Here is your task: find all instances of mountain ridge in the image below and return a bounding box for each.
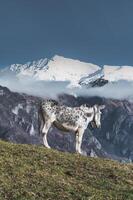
[1,55,133,89]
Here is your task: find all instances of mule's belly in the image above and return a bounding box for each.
[62,122,78,132]
[54,120,78,132]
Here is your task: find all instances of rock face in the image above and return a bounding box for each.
[89,78,108,87]
[0,85,42,144]
[0,85,133,162]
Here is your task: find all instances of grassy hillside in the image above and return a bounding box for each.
[0,141,133,200]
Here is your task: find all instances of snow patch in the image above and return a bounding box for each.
[90,149,98,157]
[12,104,23,115]
[30,124,35,136]
[26,104,31,113]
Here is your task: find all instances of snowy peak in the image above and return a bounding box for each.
[9,58,48,76]
[35,55,100,86]
[2,55,101,87]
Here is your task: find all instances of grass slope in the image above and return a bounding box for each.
[0,140,133,200]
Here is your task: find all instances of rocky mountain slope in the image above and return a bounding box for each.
[0,140,133,200]
[0,85,42,144]
[0,85,133,162]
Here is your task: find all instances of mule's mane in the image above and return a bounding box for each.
[42,99,59,106]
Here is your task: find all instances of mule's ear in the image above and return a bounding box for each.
[99,105,105,110]
[94,104,98,108]
[80,104,86,108]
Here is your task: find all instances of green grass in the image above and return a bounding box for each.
[0,140,133,200]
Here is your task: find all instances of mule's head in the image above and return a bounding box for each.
[91,105,105,128]
[80,104,91,113]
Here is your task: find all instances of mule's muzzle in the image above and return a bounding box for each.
[91,121,96,128]
[91,121,101,129]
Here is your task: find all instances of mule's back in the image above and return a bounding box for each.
[55,105,88,128]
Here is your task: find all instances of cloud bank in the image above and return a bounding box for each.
[0,73,133,100]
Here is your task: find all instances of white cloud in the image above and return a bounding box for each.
[76,81,133,100]
[0,72,133,101]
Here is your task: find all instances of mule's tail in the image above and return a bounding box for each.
[38,104,45,136]
[38,99,58,135]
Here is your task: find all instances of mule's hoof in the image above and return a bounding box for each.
[76,150,87,156]
[44,144,51,149]
[76,151,82,155]
[46,146,51,149]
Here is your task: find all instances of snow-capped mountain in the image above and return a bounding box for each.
[1,55,100,87]
[1,55,133,90]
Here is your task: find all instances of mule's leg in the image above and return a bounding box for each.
[75,128,84,154]
[38,111,44,135]
[42,120,52,148]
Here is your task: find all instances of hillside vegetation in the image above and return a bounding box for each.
[0,140,133,200]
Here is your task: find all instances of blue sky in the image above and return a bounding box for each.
[0,0,133,67]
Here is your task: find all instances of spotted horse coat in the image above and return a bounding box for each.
[38,99,105,154]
